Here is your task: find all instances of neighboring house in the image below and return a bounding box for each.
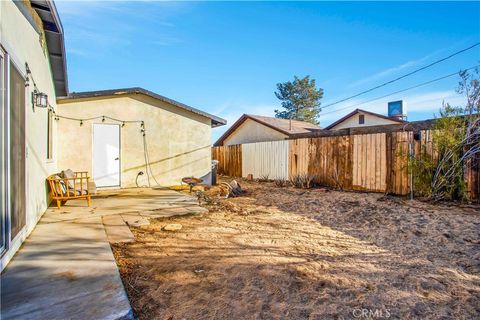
[214,114,321,146]
[1,0,68,269]
[57,88,226,188]
[325,108,406,130]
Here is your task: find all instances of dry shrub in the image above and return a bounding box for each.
[410,69,479,201]
[258,174,270,182]
[290,174,316,189]
[274,178,289,187]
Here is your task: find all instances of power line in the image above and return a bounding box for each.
[322,42,480,109]
[320,64,480,117]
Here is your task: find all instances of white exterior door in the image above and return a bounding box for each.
[93,124,120,187]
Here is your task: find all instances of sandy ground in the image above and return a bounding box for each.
[112,178,480,320]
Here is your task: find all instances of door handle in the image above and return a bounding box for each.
[115,157,119,160]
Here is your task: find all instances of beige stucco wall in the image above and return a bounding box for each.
[330,112,399,130]
[57,95,213,188]
[1,1,59,269]
[224,119,288,146]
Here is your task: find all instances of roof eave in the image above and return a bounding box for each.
[58,87,226,128]
[31,0,69,97]
[213,114,249,146]
[325,108,405,130]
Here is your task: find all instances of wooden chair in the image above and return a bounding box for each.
[47,171,92,209]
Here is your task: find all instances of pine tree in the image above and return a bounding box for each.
[274,75,323,125]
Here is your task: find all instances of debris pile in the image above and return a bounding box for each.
[204,180,246,198]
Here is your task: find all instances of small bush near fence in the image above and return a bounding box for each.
[290,174,316,189]
[258,174,270,182]
[274,178,289,187]
[409,70,479,201]
[410,106,472,201]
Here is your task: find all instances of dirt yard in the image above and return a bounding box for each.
[112,178,480,320]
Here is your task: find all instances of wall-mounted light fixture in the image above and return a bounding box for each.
[32,90,48,109]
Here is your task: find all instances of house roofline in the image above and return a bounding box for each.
[213,114,311,146]
[291,118,435,139]
[57,87,227,128]
[324,108,406,130]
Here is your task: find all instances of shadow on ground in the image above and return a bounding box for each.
[113,183,480,319]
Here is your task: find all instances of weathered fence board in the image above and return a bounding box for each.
[352,133,387,192]
[242,140,289,180]
[212,144,242,177]
[387,131,410,195]
[466,156,480,200]
[289,136,353,189]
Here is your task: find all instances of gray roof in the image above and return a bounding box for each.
[58,87,227,127]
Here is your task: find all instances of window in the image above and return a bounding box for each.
[47,108,53,159]
[359,114,365,124]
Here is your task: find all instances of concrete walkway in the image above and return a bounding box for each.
[1,188,207,320]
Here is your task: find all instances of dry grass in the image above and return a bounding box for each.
[113,178,480,320]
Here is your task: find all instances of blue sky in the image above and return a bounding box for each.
[56,1,480,142]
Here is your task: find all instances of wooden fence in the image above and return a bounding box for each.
[212,130,479,200]
[289,135,354,190]
[289,132,407,193]
[466,156,480,200]
[212,144,242,177]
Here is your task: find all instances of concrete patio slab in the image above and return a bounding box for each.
[121,214,150,227]
[103,215,135,244]
[39,188,200,224]
[1,187,207,320]
[0,217,132,320]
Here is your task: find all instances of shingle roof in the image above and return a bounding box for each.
[57,87,227,127]
[214,114,321,146]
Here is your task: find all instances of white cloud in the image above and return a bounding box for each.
[349,59,420,88]
[347,46,451,88]
[55,1,122,19]
[320,89,466,126]
[151,36,183,47]
[57,0,189,59]
[66,48,88,57]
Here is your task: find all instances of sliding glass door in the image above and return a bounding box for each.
[9,61,26,240]
[0,49,27,256]
[0,50,5,254]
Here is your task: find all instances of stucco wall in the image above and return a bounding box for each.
[224,119,288,146]
[1,1,58,269]
[330,112,399,130]
[57,95,213,187]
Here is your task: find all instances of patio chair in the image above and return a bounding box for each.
[47,169,94,209]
